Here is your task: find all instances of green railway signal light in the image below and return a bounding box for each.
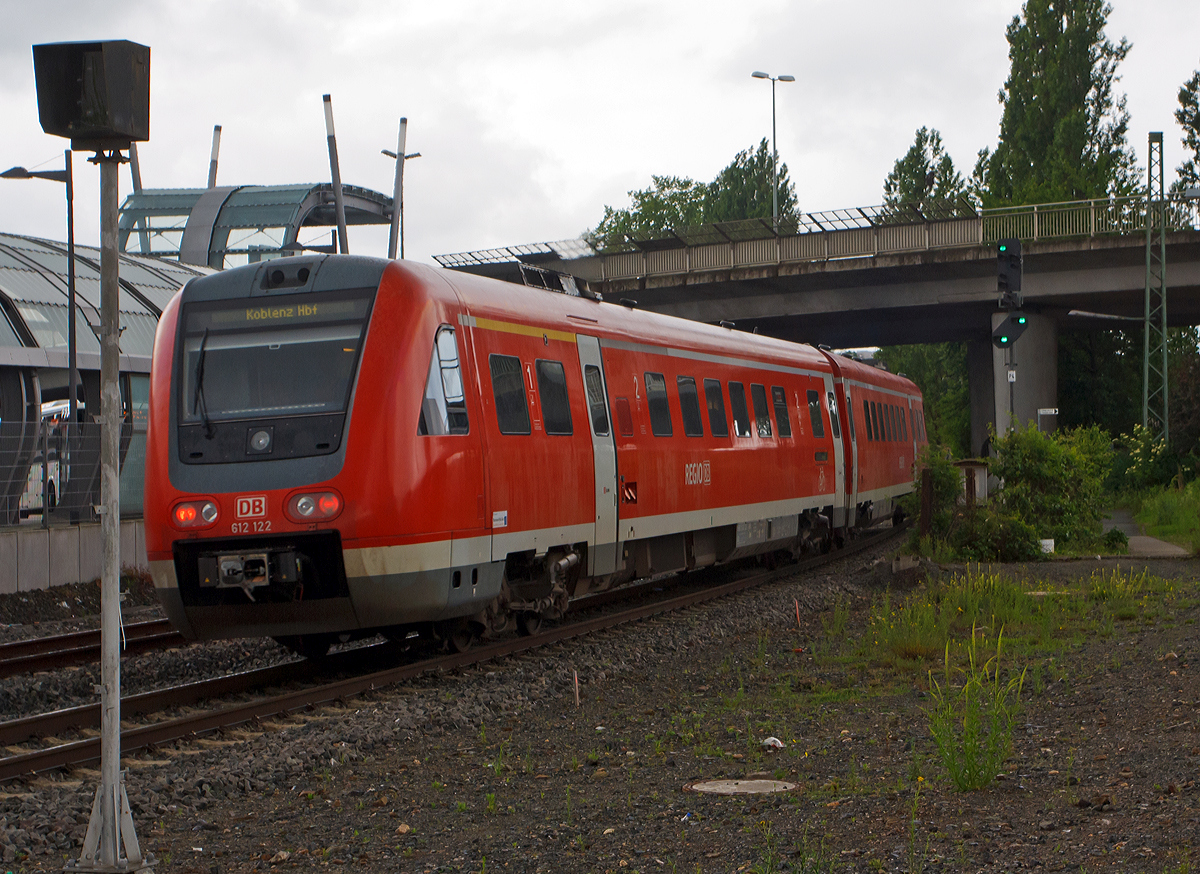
[992,311,1028,348]
[997,238,1022,308]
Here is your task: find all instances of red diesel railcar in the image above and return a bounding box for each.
[144,255,926,653]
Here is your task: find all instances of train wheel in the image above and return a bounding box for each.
[438,619,476,654]
[516,611,542,637]
[274,634,331,660]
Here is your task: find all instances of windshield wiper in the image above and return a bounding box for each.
[192,328,215,439]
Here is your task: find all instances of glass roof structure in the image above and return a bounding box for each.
[0,232,206,367]
[118,183,393,270]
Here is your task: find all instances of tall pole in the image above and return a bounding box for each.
[207,124,222,188]
[388,118,407,260]
[65,149,78,424]
[126,144,150,254]
[323,94,350,255]
[1144,131,1168,444]
[101,150,123,867]
[770,76,778,225]
[71,148,152,873]
[752,71,794,227]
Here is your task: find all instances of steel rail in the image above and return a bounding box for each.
[0,525,902,782]
[0,619,185,678]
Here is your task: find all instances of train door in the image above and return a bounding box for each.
[843,383,860,526]
[576,335,619,576]
[822,373,847,527]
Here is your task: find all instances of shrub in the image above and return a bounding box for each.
[901,444,963,547]
[990,424,1109,545]
[1111,424,1173,491]
[1101,527,1129,553]
[947,506,1042,562]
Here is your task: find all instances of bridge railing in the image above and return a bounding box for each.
[981,195,1194,243]
[434,194,1200,281]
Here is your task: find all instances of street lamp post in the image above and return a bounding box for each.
[751,71,795,225]
[382,117,421,260]
[2,151,80,423]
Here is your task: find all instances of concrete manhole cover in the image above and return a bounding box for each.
[684,779,798,795]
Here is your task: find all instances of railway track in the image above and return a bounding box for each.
[0,618,186,679]
[0,524,904,782]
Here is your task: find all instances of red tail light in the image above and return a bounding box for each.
[285,491,343,522]
[173,500,218,529]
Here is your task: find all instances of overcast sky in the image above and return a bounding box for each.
[1,0,1197,265]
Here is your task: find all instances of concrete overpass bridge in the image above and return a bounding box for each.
[437,196,1200,455]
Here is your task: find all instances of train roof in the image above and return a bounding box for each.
[409,261,835,375]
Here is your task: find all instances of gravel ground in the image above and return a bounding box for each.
[3,546,1199,873]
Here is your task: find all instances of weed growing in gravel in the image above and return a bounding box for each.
[926,627,1025,791]
[906,779,930,874]
[489,740,508,776]
[748,820,780,874]
[485,792,497,814]
[823,596,850,639]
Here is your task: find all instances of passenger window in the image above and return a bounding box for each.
[750,384,772,437]
[886,405,895,442]
[677,376,704,437]
[806,389,826,439]
[535,359,572,435]
[891,405,899,442]
[418,326,469,435]
[728,382,752,437]
[704,378,729,438]
[489,354,530,435]
[847,394,856,441]
[869,400,879,441]
[826,391,841,439]
[583,365,609,436]
[862,400,872,441]
[615,397,634,436]
[771,386,792,437]
[644,372,673,437]
[902,406,909,441]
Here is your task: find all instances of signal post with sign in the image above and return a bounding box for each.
[967,239,1062,453]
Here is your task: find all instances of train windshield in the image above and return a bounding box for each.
[178,289,374,424]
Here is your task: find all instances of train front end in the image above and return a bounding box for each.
[144,255,388,645]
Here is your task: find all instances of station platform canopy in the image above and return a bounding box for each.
[118,183,393,270]
[0,231,206,366]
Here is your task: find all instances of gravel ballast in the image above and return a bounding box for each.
[3,547,1199,872]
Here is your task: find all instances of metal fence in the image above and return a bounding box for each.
[0,420,141,528]
[435,194,1200,284]
[582,195,1200,282]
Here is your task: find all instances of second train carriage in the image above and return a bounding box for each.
[144,255,926,651]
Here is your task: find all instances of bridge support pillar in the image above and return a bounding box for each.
[990,311,1058,440]
[968,340,994,457]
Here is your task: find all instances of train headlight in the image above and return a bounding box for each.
[173,499,219,529]
[285,490,342,522]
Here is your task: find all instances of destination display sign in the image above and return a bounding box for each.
[186,294,371,333]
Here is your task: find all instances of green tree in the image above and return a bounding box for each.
[587,139,797,248]
[587,175,709,245]
[875,343,971,458]
[1173,63,1200,194]
[1056,328,1141,437]
[703,138,798,224]
[974,0,1139,206]
[882,127,968,214]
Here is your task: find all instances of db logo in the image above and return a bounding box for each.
[235,496,267,519]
